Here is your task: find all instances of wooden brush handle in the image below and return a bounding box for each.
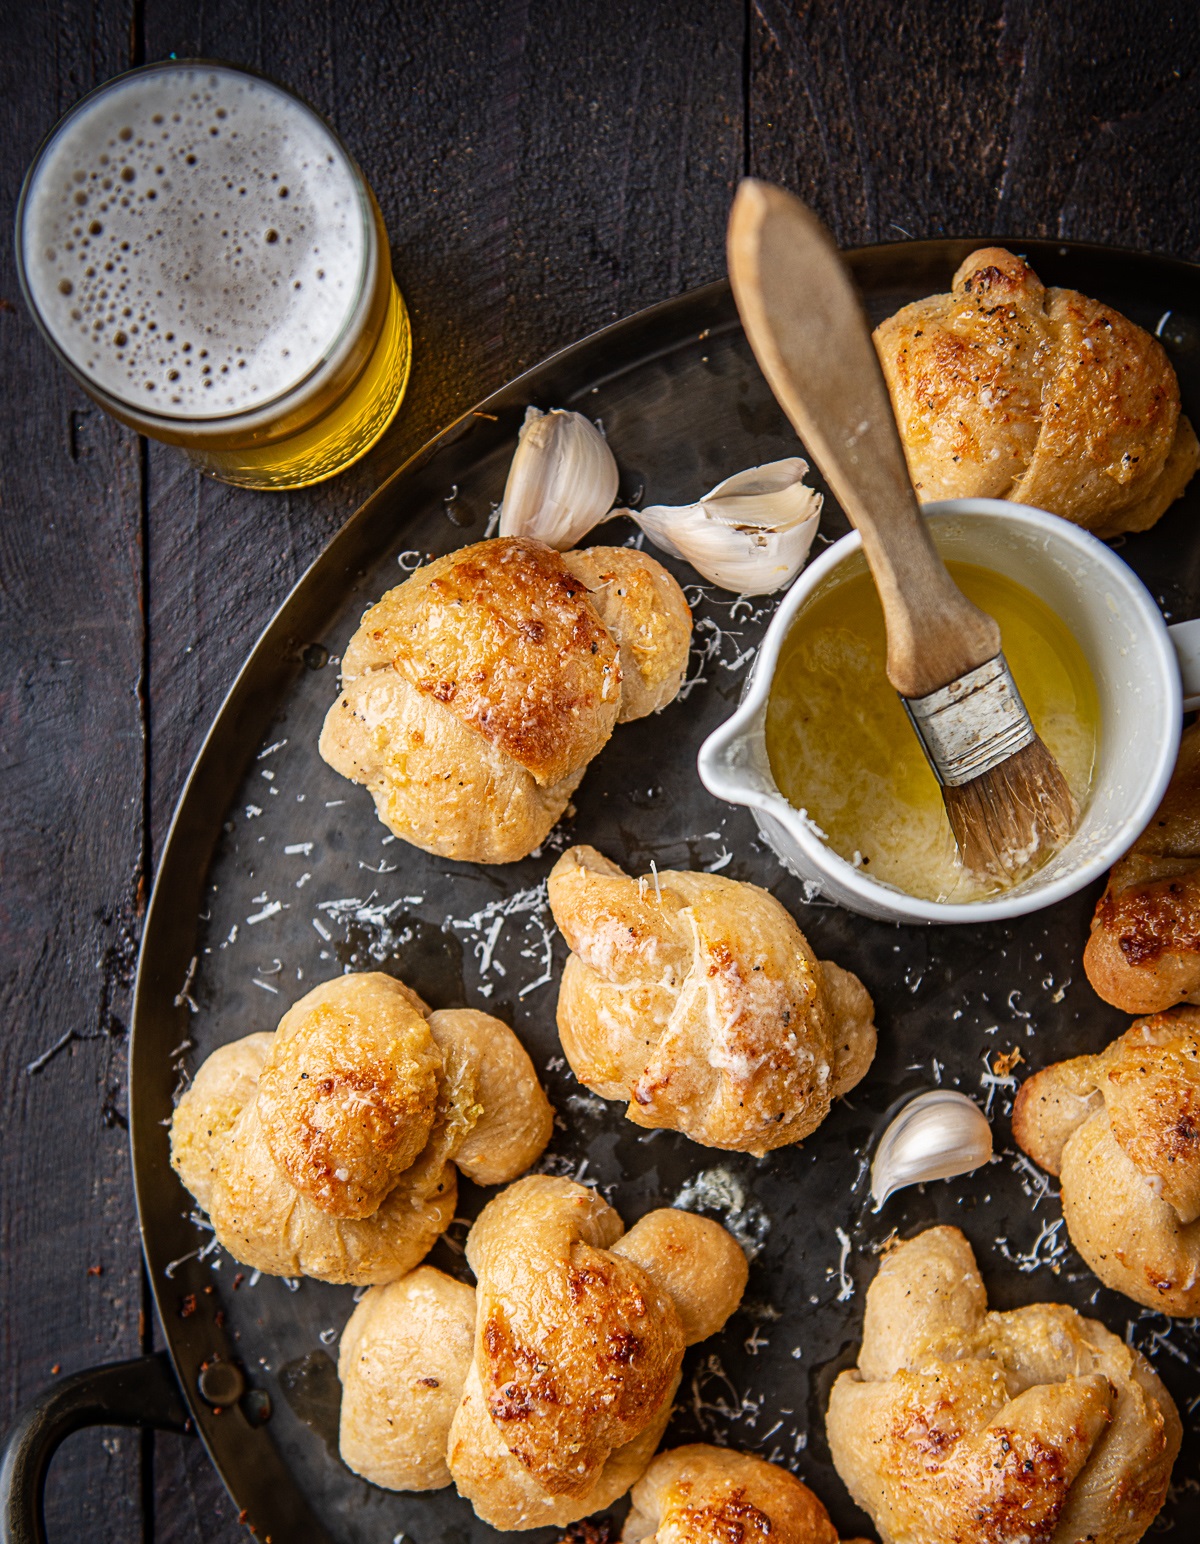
[727,180,1000,698]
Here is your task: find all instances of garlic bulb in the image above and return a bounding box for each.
[870,1090,992,1210]
[498,406,619,548]
[629,458,822,595]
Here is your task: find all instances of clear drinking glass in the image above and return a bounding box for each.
[16,60,411,490]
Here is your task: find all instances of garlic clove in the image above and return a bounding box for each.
[498,406,620,548]
[870,1090,993,1210]
[630,457,822,595]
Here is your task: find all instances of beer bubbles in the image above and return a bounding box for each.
[21,65,366,418]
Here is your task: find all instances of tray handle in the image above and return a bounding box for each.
[1,1354,190,1544]
[1169,617,1200,713]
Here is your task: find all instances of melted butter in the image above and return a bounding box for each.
[765,560,1100,903]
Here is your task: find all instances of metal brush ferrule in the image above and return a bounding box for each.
[901,655,1036,788]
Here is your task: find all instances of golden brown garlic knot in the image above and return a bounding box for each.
[624,1445,869,1544]
[1014,1007,1200,1314]
[170,972,551,1285]
[319,538,692,864]
[337,1175,748,1531]
[826,1227,1180,1544]
[1085,721,1200,1014]
[875,247,1198,536]
[547,845,876,1154]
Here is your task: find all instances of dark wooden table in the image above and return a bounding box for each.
[2,2,1198,1537]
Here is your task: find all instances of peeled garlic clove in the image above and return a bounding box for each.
[870,1090,992,1210]
[630,457,822,595]
[498,406,620,548]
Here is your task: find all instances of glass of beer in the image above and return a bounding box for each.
[16,61,411,490]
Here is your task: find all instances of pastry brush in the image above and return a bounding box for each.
[727,180,1076,885]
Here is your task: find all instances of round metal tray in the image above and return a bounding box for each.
[131,240,1200,1542]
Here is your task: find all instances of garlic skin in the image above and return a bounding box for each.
[497,406,619,548]
[629,458,822,595]
[870,1090,992,1210]
[495,408,823,595]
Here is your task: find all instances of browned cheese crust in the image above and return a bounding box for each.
[257,973,442,1218]
[547,844,876,1154]
[1013,1007,1200,1314]
[318,538,691,864]
[874,247,1199,537]
[827,1227,1181,1544]
[169,972,551,1284]
[370,537,621,786]
[624,1445,861,1544]
[1085,720,1200,1013]
[445,1174,747,1530]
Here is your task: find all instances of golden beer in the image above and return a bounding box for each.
[17,62,410,489]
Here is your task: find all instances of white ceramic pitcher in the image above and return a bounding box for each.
[698,498,1200,924]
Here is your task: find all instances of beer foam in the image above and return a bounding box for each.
[21,64,368,419]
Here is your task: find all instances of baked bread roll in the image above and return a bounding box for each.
[1013,1008,1200,1314]
[170,973,552,1284]
[827,1226,1180,1544]
[319,538,692,864]
[339,1265,476,1490]
[624,1445,868,1544]
[448,1176,747,1530]
[1085,720,1200,1013]
[336,1176,747,1529]
[547,845,876,1154]
[875,247,1199,536]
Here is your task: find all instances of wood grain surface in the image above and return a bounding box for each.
[0,1,1197,1538]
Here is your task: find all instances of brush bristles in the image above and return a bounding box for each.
[942,735,1078,885]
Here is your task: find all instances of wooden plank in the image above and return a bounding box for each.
[0,3,146,1539]
[749,0,1200,256]
[151,1429,243,1544]
[136,0,742,1534]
